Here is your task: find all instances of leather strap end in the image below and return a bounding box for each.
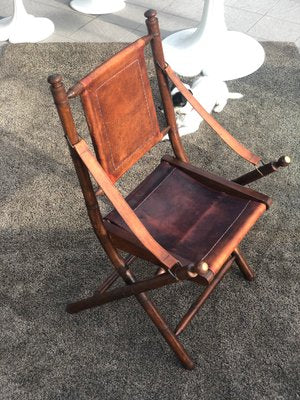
[164,65,262,166]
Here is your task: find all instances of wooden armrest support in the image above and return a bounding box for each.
[233,155,291,186]
[162,155,272,209]
[164,64,261,166]
[74,139,180,270]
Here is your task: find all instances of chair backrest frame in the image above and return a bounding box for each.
[65,13,188,182]
[76,36,162,183]
[48,11,188,271]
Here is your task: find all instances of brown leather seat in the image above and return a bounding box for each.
[105,159,266,275]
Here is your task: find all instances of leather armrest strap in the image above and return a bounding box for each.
[164,64,261,166]
[74,139,179,270]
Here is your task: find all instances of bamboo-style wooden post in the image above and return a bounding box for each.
[145,9,188,163]
[233,156,291,186]
[233,248,255,281]
[48,74,125,269]
[65,263,211,314]
[175,256,235,336]
[48,75,80,146]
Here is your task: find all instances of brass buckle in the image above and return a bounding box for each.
[167,268,177,280]
[255,159,266,177]
[167,263,180,281]
[155,60,168,72]
[255,165,264,177]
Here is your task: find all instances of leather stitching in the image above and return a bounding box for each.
[93,59,158,172]
[201,201,251,260]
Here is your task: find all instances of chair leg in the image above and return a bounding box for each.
[66,265,195,312]
[233,247,255,281]
[94,255,137,294]
[95,270,120,294]
[175,256,235,336]
[111,266,195,370]
[136,290,195,369]
[66,271,180,313]
[67,262,194,369]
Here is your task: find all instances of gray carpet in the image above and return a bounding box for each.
[0,41,299,400]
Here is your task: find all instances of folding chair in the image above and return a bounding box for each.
[48,9,290,369]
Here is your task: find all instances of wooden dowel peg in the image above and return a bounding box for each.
[233,155,291,186]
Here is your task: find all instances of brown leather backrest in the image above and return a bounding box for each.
[78,36,162,183]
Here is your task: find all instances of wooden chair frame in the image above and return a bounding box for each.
[48,10,290,369]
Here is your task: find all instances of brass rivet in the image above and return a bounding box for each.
[199,262,209,273]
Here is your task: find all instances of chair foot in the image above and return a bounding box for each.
[66,270,122,313]
[233,248,255,281]
[66,297,96,314]
[66,264,195,368]
[66,288,195,368]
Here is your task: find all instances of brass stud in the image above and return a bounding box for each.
[199,261,209,273]
[188,261,210,277]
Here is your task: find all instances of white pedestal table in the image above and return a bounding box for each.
[0,0,54,44]
[70,0,125,15]
[163,0,265,80]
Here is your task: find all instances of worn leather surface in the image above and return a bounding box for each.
[79,37,162,183]
[74,139,179,270]
[106,161,266,274]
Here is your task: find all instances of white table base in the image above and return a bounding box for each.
[70,0,126,15]
[163,0,265,80]
[0,0,54,44]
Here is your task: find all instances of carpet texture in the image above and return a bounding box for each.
[0,41,299,400]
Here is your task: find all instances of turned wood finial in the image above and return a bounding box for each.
[276,155,291,167]
[48,74,63,87]
[67,82,84,99]
[144,9,157,19]
[47,73,80,145]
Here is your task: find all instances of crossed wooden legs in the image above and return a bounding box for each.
[174,248,254,337]
[67,255,195,369]
[66,247,254,369]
